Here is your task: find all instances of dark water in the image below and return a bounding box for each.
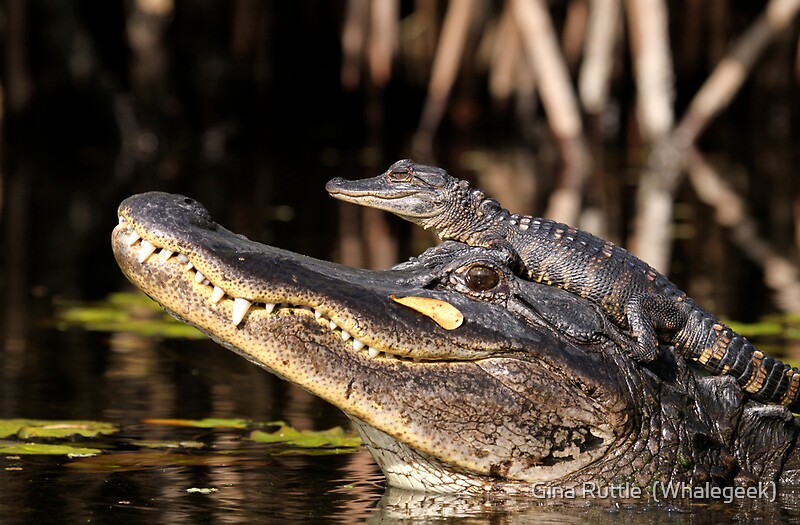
[2,2,799,522]
[3,318,800,524]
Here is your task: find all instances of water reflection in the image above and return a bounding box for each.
[4,313,800,524]
[370,486,800,524]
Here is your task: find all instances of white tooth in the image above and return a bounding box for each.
[159,248,174,260]
[138,240,157,263]
[368,347,380,359]
[385,352,395,359]
[202,279,210,286]
[177,254,189,263]
[329,320,337,330]
[232,298,252,326]
[341,330,351,341]
[186,262,194,271]
[211,286,225,303]
[352,339,365,351]
[195,271,205,283]
[314,309,323,319]
[127,230,141,246]
[265,303,275,314]
[118,216,127,225]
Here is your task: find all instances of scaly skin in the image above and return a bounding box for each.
[327,159,800,412]
[112,191,800,493]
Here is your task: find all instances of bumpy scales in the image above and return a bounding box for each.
[327,159,800,411]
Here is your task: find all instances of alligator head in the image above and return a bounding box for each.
[111,192,800,494]
[326,159,463,227]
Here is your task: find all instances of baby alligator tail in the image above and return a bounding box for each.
[675,304,800,412]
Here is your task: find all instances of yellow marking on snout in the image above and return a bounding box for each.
[390,295,464,330]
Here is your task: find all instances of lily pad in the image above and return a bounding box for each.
[142,418,272,429]
[0,419,118,439]
[130,440,206,449]
[725,320,785,338]
[56,292,205,339]
[0,442,102,456]
[249,425,362,449]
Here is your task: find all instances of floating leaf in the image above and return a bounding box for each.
[269,447,361,456]
[142,418,273,429]
[130,440,205,449]
[0,419,118,439]
[187,487,218,494]
[390,295,464,330]
[56,292,205,339]
[725,320,784,338]
[0,442,102,456]
[249,425,362,449]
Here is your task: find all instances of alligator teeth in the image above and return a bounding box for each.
[138,240,157,263]
[127,230,141,246]
[121,233,402,361]
[119,216,127,225]
[232,298,252,326]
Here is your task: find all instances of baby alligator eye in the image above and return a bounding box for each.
[465,265,501,292]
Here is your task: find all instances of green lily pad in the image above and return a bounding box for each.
[725,320,785,338]
[0,442,102,456]
[0,419,118,439]
[269,447,361,456]
[142,418,274,429]
[56,292,205,339]
[130,440,206,449]
[249,425,362,449]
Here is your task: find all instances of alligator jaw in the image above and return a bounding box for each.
[111,192,622,493]
[114,214,396,363]
[326,175,445,220]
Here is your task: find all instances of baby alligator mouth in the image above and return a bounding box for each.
[115,215,426,363]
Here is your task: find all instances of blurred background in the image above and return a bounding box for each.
[3,0,800,331]
[1,1,800,520]
[2,0,800,325]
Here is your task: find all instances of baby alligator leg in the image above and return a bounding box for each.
[624,294,678,363]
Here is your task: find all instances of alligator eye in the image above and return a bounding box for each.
[388,169,413,182]
[465,265,501,292]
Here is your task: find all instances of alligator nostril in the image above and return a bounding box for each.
[183,198,194,204]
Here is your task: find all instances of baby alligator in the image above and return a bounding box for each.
[327,159,800,411]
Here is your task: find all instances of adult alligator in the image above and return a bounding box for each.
[327,160,800,411]
[111,191,800,494]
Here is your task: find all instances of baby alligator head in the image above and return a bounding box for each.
[326,159,467,228]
